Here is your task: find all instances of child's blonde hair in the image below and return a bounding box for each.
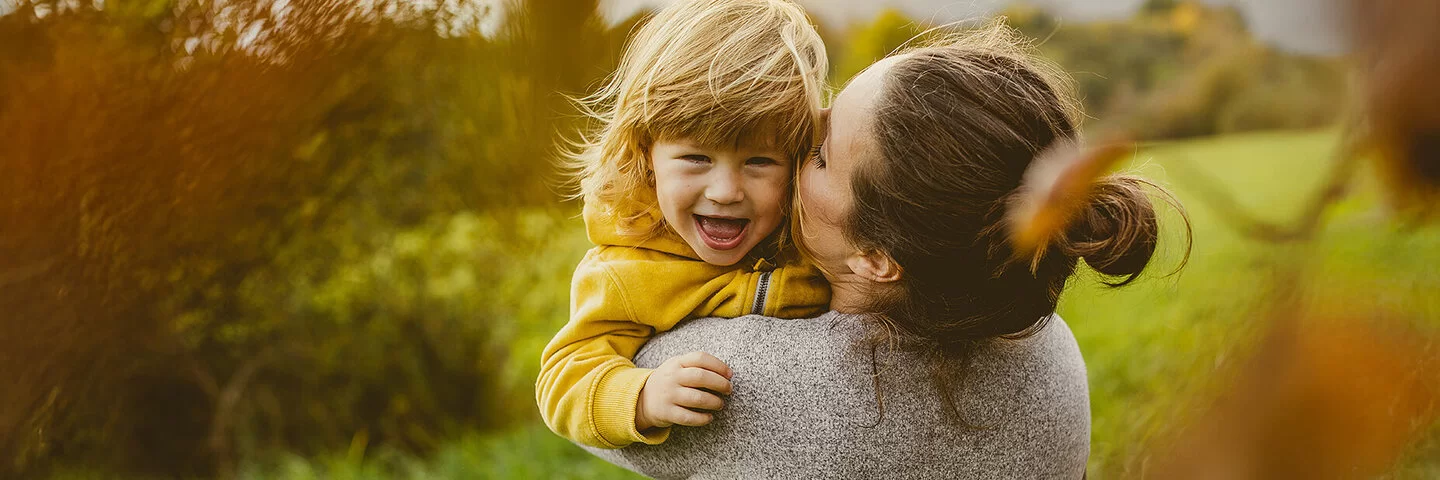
[567,0,828,238]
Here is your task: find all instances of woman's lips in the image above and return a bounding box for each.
[695,215,749,251]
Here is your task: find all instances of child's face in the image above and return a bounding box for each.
[651,136,791,266]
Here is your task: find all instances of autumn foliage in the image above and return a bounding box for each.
[0,0,629,476]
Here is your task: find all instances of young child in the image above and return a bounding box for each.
[536,0,831,449]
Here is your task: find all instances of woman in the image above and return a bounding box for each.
[588,22,1179,479]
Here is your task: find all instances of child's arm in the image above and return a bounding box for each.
[536,252,733,448]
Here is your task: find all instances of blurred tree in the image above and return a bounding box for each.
[832,9,929,84]
[1007,2,1344,139]
[835,3,1342,139]
[0,0,630,477]
[1142,0,1181,15]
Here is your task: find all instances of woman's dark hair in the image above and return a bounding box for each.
[845,22,1190,422]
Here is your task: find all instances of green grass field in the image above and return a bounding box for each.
[224,129,1439,479]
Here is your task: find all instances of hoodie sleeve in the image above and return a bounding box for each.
[536,249,672,448]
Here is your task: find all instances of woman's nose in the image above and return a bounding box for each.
[704,170,745,205]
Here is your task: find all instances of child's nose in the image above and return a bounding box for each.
[704,171,744,204]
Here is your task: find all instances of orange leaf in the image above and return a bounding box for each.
[1007,137,1133,254]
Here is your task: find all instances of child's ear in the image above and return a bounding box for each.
[847,249,902,284]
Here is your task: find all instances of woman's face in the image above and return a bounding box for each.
[796,55,902,276]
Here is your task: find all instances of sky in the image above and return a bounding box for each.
[598,0,1349,55]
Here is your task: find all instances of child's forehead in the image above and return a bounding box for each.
[664,131,787,153]
[661,118,798,151]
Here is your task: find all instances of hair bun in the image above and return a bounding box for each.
[1064,175,1161,284]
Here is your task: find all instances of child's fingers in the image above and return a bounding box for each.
[663,405,715,427]
[676,351,733,379]
[677,366,732,395]
[671,386,725,412]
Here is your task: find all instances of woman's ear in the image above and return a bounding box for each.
[846,250,902,283]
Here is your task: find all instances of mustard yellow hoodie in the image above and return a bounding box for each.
[536,201,830,448]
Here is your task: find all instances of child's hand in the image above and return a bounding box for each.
[635,351,733,432]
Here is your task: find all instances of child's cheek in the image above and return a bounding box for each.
[651,167,682,220]
[765,175,791,219]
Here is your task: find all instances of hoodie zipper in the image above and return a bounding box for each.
[750,270,773,316]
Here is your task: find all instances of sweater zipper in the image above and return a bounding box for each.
[750,271,773,315]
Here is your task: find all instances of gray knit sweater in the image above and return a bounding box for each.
[585,311,1090,479]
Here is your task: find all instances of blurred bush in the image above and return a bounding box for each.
[826,9,928,87]
[830,1,1348,140]
[0,0,630,476]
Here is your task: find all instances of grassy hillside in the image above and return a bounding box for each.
[1066,130,1440,477]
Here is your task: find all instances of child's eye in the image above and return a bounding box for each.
[746,157,778,166]
[681,154,710,163]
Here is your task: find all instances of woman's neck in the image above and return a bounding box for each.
[826,273,876,313]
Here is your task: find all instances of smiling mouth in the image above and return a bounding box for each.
[694,215,750,251]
